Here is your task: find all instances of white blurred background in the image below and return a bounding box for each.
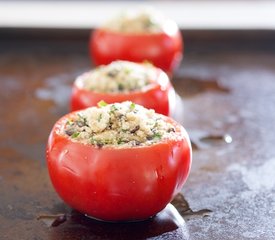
[0,0,275,30]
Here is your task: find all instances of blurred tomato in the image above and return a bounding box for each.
[90,28,183,74]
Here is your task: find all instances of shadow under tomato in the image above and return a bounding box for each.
[48,204,189,240]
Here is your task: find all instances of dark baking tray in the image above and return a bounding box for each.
[1,28,275,240]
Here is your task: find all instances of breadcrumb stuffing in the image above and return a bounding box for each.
[76,61,157,93]
[63,101,181,148]
[103,9,169,34]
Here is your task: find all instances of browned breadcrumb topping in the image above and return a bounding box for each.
[103,9,167,34]
[76,61,156,94]
[63,101,181,148]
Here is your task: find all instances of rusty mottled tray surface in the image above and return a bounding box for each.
[1,30,275,239]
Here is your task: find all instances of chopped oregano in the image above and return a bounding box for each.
[71,132,80,138]
[110,104,118,114]
[97,100,108,108]
[153,132,162,140]
[130,102,136,110]
[124,67,132,74]
[118,138,125,145]
[98,113,103,122]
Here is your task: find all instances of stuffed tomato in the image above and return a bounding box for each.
[90,9,183,73]
[71,60,176,116]
[47,101,192,222]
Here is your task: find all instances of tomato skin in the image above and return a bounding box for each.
[71,70,175,116]
[90,29,183,73]
[46,113,192,222]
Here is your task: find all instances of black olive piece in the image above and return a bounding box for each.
[130,125,140,134]
[168,128,175,133]
[65,128,74,136]
[107,69,119,78]
[76,120,85,127]
[117,114,124,119]
[96,142,104,148]
[147,135,153,140]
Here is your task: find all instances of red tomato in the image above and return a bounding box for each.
[46,112,192,222]
[71,69,176,116]
[90,28,183,73]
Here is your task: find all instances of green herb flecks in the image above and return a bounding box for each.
[76,114,87,127]
[110,104,118,114]
[124,67,132,74]
[118,83,125,91]
[153,132,162,139]
[66,119,74,126]
[98,113,103,122]
[71,132,80,138]
[130,102,136,110]
[118,138,125,145]
[97,100,108,108]
[147,132,162,140]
